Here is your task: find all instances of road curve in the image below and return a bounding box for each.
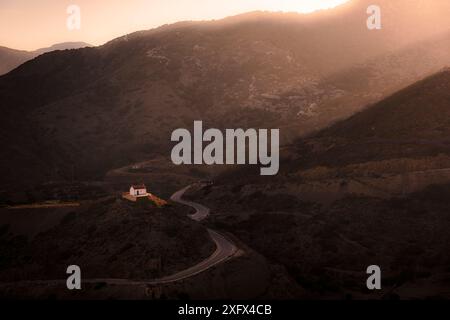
[170,185,210,221]
[0,185,238,287]
[161,185,238,283]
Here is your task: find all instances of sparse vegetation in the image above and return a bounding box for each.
[0,197,215,283]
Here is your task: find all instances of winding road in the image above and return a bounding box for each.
[0,185,239,287]
[157,184,238,283]
[170,185,211,221]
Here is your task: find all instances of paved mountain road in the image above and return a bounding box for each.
[170,185,211,221]
[0,185,238,287]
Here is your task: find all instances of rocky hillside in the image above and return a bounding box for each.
[186,70,450,299]
[1,1,449,187]
[295,69,450,170]
[191,181,450,299]
[0,197,214,282]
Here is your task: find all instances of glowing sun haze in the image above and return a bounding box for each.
[0,0,349,51]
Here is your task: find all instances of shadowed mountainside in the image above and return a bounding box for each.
[1,1,449,187]
[0,42,91,76]
[188,70,450,299]
[214,69,450,186]
[294,69,450,170]
[0,197,215,282]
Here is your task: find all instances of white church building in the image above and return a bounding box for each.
[130,184,148,197]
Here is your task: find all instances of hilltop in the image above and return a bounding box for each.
[0,197,214,282]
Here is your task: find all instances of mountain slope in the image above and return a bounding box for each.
[33,42,91,56]
[0,197,215,282]
[1,1,449,187]
[0,47,34,76]
[0,42,91,76]
[213,69,450,186]
[323,30,450,107]
[293,69,450,170]
[192,70,450,298]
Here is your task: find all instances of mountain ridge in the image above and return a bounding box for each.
[292,68,450,170]
[0,42,92,76]
[1,2,450,187]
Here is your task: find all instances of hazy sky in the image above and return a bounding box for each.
[0,0,348,50]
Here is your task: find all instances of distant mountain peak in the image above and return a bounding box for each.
[34,42,92,55]
[0,42,93,75]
